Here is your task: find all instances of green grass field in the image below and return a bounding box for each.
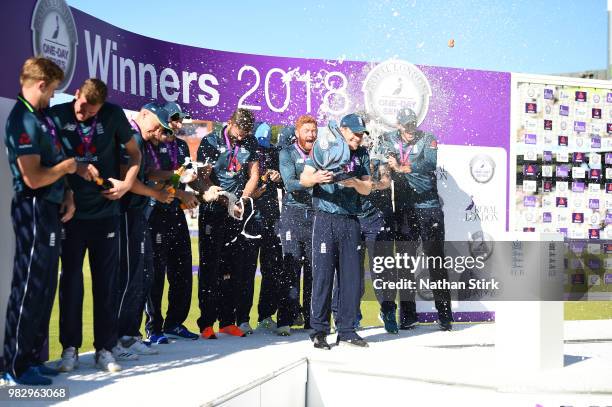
[47,238,612,360]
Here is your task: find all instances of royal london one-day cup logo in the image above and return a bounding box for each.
[361,59,432,128]
[31,0,78,93]
[469,154,496,184]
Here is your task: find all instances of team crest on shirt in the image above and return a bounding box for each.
[75,143,98,162]
[18,133,32,146]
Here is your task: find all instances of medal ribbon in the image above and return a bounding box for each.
[345,154,358,172]
[166,140,179,170]
[75,116,98,156]
[398,141,413,165]
[294,143,309,160]
[146,142,161,170]
[224,128,240,172]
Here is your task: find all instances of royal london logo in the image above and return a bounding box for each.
[464,196,499,223]
[31,0,78,93]
[361,59,432,129]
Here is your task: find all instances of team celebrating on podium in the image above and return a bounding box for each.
[2,57,453,385]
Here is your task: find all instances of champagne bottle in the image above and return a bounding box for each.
[260,169,271,183]
[169,165,186,188]
[93,177,113,190]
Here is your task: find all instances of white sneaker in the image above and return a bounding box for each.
[239,322,253,335]
[95,350,122,373]
[276,325,291,336]
[256,317,276,331]
[58,347,79,372]
[121,336,158,355]
[112,343,139,361]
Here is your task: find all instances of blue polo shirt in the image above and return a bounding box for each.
[384,129,440,210]
[5,95,66,204]
[196,126,259,213]
[50,101,134,219]
[306,146,370,216]
[279,143,312,210]
[147,137,191,210]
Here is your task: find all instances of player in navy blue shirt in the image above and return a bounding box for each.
[144,102,200,343]
[192,108,259,339]
[277,116,318,332]
[385,108,453,331]
[3,57,76,385]
[115,103,175,360]
[238,122,286,335]
[300,113,372,349]
[50,79,142,373]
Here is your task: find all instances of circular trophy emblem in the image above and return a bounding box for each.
[545,105,552,114]
[361,59,432,129]
[525,212,534,222]
[594,94,601,104]
[468,231,494,262]
[574,199,582,208]
[558,183,567,192]
[561,121,567,131]
[527,88,535,98]
[591,213,601,225]
[31,0,78,93]
[469,154,496,184]
[576,137,584,147]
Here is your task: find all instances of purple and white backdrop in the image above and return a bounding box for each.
[0,0,517,351]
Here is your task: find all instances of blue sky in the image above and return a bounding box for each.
[68,0,607,75]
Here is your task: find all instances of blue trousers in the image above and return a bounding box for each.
[3,195,61,377]
[60,216,120,351]
[117,207,154,338]
[310,211,361,337]
[145,205,192,336]
[396,207,453,324]
[279,205,313,327]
